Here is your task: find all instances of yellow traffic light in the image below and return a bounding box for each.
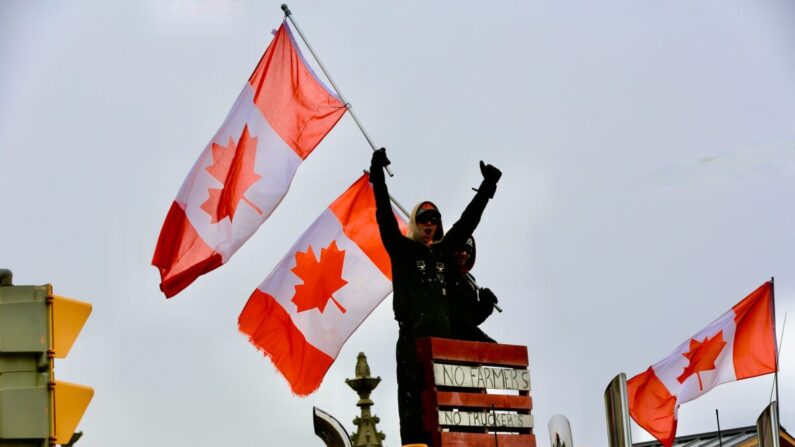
[53,380,94,444]
[0,276,93,446]
[51,295,92,359]
[50,294,94,444]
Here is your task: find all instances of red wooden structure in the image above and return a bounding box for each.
[416,337,536,447]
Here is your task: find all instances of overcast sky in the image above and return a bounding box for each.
[2,1,795,446]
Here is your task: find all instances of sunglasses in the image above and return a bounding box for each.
[416,214,439,225]
[455,245,473,254]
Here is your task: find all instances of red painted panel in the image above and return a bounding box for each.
[441,432,536,447]
[436,391,532,411]
[418,337,529,367]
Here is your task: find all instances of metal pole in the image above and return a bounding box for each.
[771,278,781,411]
[716,409,723,447]
[465,272,503,313]
[389,193,410,221]
[604,373,633,447]
[362,170,410,220]
[281,4,394,177]
[769,314,787,402]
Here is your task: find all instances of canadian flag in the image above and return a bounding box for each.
[627,281,777,447]
[238,174,406,395]
[152,22,346,298]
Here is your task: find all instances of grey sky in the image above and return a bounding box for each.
[2,1,794,446]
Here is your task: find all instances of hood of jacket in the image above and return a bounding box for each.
[407,201,444,244]
[460,236,476,272]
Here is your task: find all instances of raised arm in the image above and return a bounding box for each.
[369,148,403,252]
[444,161,502,247]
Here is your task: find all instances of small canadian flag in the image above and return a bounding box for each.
[627,281,777,447]
[239,174,406,395]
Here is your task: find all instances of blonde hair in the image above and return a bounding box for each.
[406,201,444,244]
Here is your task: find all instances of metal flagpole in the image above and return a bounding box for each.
[604,373,633,447]
[281,3,394,178]
[280,4,412,218]
[767,277,787,447]
[362,171,410,220]
[771,277,781,411]
[389,193,411,221]
[772,313,787,400]
[465,272,503,313]
[760,274,784,447]
[767,310,787,447]
[716,409,723,447]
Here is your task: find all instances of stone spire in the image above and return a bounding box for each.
[345,352,385,447]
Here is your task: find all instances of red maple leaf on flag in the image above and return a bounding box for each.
[201,125,263,223]
[676,331,727,390]
[290,241,349,314]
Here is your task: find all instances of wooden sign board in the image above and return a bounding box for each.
[438,410,534,429]
[433,363,531,391]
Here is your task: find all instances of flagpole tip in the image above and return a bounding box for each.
[281,4,292,16]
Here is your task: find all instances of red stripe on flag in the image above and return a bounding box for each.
[732,281,776,379]
[328,175,397,280]
[247,24,346,160]
[239,289,334,396]
[152,202,223,298]
[627,367,677,447]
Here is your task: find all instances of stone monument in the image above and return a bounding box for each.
[345,352,385,447]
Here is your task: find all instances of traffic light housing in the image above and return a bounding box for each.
[0,277,93,446]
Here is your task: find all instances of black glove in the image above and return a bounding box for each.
[479,288,498,305]
[477,161,501,198]
[369,148,390,183]
[480,161,502,184]
[372,148,390,170]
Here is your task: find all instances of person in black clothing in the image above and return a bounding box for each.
[449,236,498,343]
[369,148,501,446]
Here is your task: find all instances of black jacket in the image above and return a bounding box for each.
[370,168,496,339]
[448,236,497,342]
[449,272,497,342]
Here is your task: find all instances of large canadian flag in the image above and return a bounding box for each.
[152,22,346,298]
[239,174,406,395]
[627,281,777,447]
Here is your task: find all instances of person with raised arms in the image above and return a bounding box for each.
[368,148,501,446]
